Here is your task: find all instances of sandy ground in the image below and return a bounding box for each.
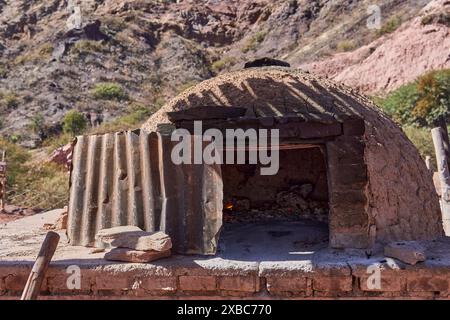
[0,209,103,261]
[0,205,41,224]
[0,209,332,262]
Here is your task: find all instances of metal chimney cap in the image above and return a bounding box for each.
[244,57,290,69]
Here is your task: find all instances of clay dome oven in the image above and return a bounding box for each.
[143,67,443,249]
[68,67,443,254]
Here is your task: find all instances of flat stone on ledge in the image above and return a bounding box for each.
[104,248,171,263]
[95,226,142,243]
[112,231,172,252]
[384,241,426,265]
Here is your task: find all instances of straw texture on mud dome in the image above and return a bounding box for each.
[142,67,443,244]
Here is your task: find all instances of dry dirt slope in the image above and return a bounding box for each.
[302,0,450,94]
[0,0,442,146]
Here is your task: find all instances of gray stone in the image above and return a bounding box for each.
[104,248,171,263]
[95,226,142,243]
[111,231,172,252]
[384,241,426,265]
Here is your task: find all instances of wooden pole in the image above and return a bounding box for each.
[20,232,60,300]
[438,116,450,167]
[425,155,432,171]
[0,150,6,212]
[432,127,450,235]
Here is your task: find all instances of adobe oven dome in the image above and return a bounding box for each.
[142,67,443,245]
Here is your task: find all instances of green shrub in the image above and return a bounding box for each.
[211,57,237,74]
[0,138,31,187]
[14,43,54,65]
[38,43,54,56]
[177,80,198,94]
[92,82,129,101]
[421,13,450,26]
[63,110,87,136]
[0,65,7,78]
[28,113,50,141]
[402,126,435,159]
[0,138,69,210]
[89,103,159,135]
[336,40,356,52]
[241,31,267,53]
[11,163,69,210]
[376,16,402,37]
[376,82,418,125]
[413,69,450,126]
[421,15,434,26]
[377,69,450,127]
[43,132,74,150]
[120,103,156,124]
[72,40,107,55]
[2,93,19,109]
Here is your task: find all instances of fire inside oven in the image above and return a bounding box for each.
[219,144,330,253]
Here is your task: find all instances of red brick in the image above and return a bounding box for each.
[95,275,129,290]
[5,274,29,292]
[47,272,93,292]
[404,291,437,299]
[179,276,216,291]
[407,276,450,292]
[0,277,5,292]
[359,276,403,292]
[220,290,257,297]
[141,277,177,292]
[265,277,307,294]
[313,276,353,292]
[219,276,258,292]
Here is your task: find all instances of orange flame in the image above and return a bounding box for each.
[225,202,234,210]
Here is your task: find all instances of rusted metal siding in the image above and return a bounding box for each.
[68,130,223,255]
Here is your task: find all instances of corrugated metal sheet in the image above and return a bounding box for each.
[68,130,223,255]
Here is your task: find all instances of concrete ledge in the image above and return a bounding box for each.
[2,243,450,300]
[2,210,450,299]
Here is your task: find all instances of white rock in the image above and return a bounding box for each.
[384,241,426,265]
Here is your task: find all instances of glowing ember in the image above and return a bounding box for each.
[225,202,234,210]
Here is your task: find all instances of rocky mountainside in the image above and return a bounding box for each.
[0,0,445,146]
[303,0,450,94]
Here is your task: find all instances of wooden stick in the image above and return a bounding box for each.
[438,116,450,167]
[432,127,450,235]
[425,155,432,171]
[20,232,60,300]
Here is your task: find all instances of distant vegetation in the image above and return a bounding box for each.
[71,40,108,55]
[421,12,450,26]
[376,69,450,157]
[88,103,160,135]
[0,91,19,111]
[336,40,356,52]
[0,138,68,210]
[376,16,402,37]
[0,100,162,210]
[63,110,87,136]
[377,69,450,127]
[14,42,54,65]
[241,31,267,53]
[92,82,129,101]
[211,57,237,74]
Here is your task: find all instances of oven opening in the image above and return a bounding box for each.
[218,145,330,260]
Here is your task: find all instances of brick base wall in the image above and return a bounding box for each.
[2,260,450,300]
